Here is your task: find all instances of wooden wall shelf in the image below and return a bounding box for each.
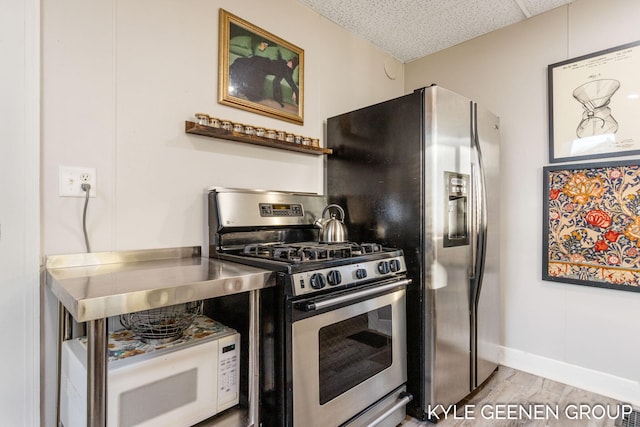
[185,121,332,155]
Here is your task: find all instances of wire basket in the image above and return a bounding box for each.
[119,300,203,344]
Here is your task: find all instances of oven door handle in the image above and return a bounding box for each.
[366,392,413,427]
[300,278,411,311]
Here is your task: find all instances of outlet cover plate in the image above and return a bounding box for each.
[59,166,96,197]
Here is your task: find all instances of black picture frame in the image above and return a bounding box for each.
[548,40,640,163]
[543,159,640,293]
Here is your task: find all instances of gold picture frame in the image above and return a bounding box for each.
[218,9,304,125]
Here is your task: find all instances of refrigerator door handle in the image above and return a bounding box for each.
[469,163,478,279]
[471,103,488,298]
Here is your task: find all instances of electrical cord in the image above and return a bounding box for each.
[81,183,91,253]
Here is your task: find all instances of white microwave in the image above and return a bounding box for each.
[60,316,240,427]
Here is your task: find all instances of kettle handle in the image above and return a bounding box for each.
[322,204,345,221]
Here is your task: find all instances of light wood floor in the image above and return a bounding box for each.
[402,366,635,427]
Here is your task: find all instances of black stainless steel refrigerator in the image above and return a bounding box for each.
[326,85,500,421]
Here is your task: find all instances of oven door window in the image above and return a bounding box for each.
[318,304,392,404]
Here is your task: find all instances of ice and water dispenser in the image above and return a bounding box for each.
[444,171,470,247]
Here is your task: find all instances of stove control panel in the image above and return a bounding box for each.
[259,203,303,217]
[290,256,406,296]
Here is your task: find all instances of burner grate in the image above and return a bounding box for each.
[360,243,382,254]
[238,242,384,263]
[300,246,330,261]
[243,243,274,257]
[273,247,301,261]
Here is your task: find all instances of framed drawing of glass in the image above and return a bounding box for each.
[548,40,640,163]
[218,9,304,125]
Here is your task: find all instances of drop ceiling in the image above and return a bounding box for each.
[298,0,573,63]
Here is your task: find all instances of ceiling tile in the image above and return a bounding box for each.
[298,0,572,62]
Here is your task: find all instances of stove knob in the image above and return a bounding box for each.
[310,273,326,289]
[327,270,342,286]
[378,261,390,275]
[389,259,401,272]
[355,268,368,279]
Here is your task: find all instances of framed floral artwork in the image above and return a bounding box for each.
[543,160,640,292]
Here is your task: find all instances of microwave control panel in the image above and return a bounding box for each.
[217,332,240,411]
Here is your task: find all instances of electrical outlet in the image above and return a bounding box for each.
[59,166,96,197]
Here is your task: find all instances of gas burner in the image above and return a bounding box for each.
[352,242,382,255]
[243,243,275,257]
[274,247,301,261]
[299,246,330,261]
[312,244,353,260]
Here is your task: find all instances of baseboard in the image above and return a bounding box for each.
[501,346,640,407]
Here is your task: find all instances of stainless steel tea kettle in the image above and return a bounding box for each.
[318,204,348,243]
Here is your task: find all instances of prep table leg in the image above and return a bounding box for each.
[248,290,260,427]
[87,318,108,427]
[56,303,73,427]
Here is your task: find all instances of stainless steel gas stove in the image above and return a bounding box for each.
[208,188,412,427]
[220,239,405,298]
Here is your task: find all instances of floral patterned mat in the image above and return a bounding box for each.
[77,315,234,362]
[546,163,640,291]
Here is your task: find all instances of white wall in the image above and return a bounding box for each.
[0,0,40,425]
[40,0,403,424]
[406,0,640,405]
[41,0,403,256]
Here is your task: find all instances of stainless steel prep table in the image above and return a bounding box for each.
[45,246,274,427]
